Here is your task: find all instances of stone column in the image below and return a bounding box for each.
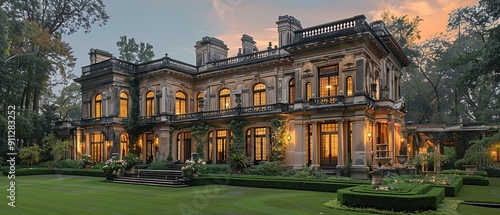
[355,57,366,95]
[388,122,395,164]
[293,120,307,168]
[351,120,366,167]
[337,120,345,167]
[158,126,170,162]
[311,122,319,167]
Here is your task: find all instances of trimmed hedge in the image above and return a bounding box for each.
[337,185,445,212]
[189,176,368,192]
[440,169,487,177]
[2,168,105,177]
[485,166,500,177]
[432,177,463,197]
[461,175,489,186]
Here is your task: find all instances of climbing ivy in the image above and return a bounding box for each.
[228,119,249,155]
[167,126,174,162]
[269,117,287,161]
[190,122,214,155]
[123,76,152,156]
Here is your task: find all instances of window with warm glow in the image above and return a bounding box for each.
[94,94,102,118]
[197,92,204,112]
[289,79,295,104]
[346,76,353,96]
[120,133,128,157]
[253,83,266,106]
[254,127,267,161]
[319,65,339,97]
[146,91,154,116]
[216,130,228,162]
[91,133,103,163]
[119,92,128,117]
[175,91,187,114]
[219,88,231,110]
[306,82,312,101]
[320,122,339,166]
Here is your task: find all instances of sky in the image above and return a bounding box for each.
[63,0,478,77]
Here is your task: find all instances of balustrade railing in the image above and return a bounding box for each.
[205,48,285,69]
[293,15,367,43]
[309,96,342,106]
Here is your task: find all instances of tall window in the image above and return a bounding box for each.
[94,94,102,118]
[253,83,266,106]
[306,82,312,101]
[289,78,295,104]
[246,129,251,156]
[146,91,154,116]
[254,127,267,161]
[197,92,204,112]
[120,133,128,158]
[91,133,103,163]
[320,123,338,166]
[119,92,128,117]
[177,133,191,162]
[216,130,228,163]
[346,76,353,96]
[175,91,187,114]
[319,65,339,97]
[219,88,231,110]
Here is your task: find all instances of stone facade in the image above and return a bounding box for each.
[56,14,409,177]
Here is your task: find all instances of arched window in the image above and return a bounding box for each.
[306,82,312,101]
[146,91,154,116]
[289,79,295,104]
[319,65,339,97]
[175,91,187,114]
[119,92,128,117]
[346,76,353,96]
[253,83,266,106]
[120,133,128,158]
[219,88,231,110]
[94,94,102,118]
[197,92,204,112]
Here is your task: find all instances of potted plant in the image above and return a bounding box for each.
[123,153,141,173]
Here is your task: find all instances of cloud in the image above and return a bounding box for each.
[368,0,477,41]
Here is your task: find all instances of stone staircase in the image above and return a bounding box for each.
[107,169,187,188]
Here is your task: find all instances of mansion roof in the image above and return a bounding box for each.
[76,14,409,83]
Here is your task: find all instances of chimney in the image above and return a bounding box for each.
[89,49,113,64]
[241,34,257,55]
[276,15,302,47]
[194,36,229,66]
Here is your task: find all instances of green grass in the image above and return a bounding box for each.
[0,175,364,215]
[1,175,499,214]
[449,177,500,203]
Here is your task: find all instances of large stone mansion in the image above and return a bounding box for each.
[55,14,409,176]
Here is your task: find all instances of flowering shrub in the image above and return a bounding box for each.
[102,159,125,179]
[122,154,141,169]
[78,154,92,168]
[181,159,206,179]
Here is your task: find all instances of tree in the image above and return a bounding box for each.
[447,0,500,123]
[19,145,41,165]
[116,35,155,63]
[55,82,82,120]
[0,0,108,146]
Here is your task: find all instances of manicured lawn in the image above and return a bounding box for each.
[450,177,500,204]
[1,175,499,214]
[0,175,362,215]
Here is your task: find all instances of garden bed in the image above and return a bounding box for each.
[337,184,445,212]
